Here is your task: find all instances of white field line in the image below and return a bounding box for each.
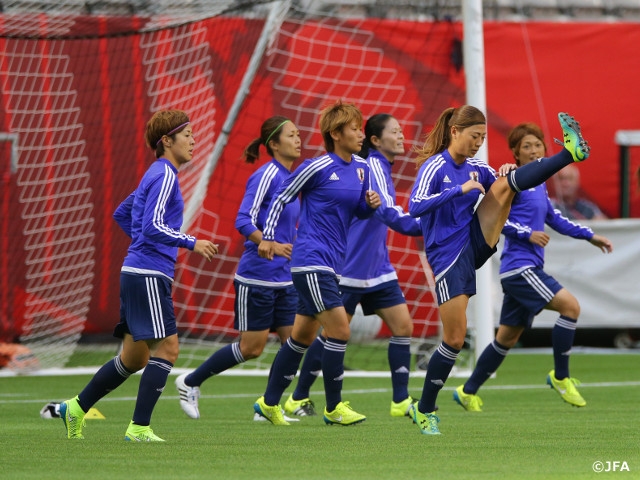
[2,381,640,406]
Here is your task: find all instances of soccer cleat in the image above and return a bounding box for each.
[390,396,415,417]
[175,372,200,419]
[323,401,366,426]
[124,421,165,442]
[554,112,590,162]
[253,396,290,426]
[284,394,317,416]
[40,402,61,419]
[546,369,586,407]
[410,403,441,435]
[60,396,86,439]
[253,411,300,422]
[453,385,483,412]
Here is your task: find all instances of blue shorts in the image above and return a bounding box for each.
[434,214,496,305]
[499,267,563,328]
[115,272,177,341]
[233,281,297,332]
[292,270,343,316]
[341,280,406,316]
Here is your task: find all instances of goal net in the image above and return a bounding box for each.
[0,0,477,375]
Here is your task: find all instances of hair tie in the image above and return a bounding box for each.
[156,121,190,146]
[264,120,290,147]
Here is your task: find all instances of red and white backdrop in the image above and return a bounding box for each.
[1,18,638,338]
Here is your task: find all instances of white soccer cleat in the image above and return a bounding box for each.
[175,372,201,419]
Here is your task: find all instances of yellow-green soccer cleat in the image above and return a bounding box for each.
[323,401,366,426]
[546,369,586,407]
[124,421,166,442]
[60,396,86,439]
[253,396,290,426]
[409,403,441,435]
[390,396,415,417]
[284,394,317,417]
[453,385,483,412]
[555,112,590,162]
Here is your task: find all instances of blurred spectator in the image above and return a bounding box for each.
[551,164,607,220]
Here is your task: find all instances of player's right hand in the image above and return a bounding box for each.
[194,240,218,261]
[258,240,276,260]
[273,242,293,260]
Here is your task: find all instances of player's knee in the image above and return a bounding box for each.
[391,323,413,337]
[240,344,265,360]
[122,356,148,372]
[558,295,580,319]
[443,334,466,351]
[561,302,580,320]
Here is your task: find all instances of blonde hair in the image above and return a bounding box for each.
[319,100,363,152]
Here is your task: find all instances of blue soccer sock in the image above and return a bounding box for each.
[464,340,510,394]
[552,315,577,379]
[264,338,308,406]
[418,342,459,413]
[186,342,245,387]
[77,355,134,412]
[132,357,173,426]
[507,149,573,192]
[292,336,324,400]
[322,337,348,412]
[388,336,411,403]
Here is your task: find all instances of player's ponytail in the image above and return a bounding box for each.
[243,115,291,163]
[243,138,262,164]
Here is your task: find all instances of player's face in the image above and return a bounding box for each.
[334,121,364,155]
[516,134,546,166]
[450,123,486,161]
[169,126,195,166]
[272,122,302,162]
[376,118,405,159]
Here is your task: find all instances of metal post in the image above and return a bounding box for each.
[614,130,640,218]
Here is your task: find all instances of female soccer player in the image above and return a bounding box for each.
[283,113,422,419]
[253,100,381,426]
[408,106,591,435]
[453,122,612,412]
[175,116,302,419]
[60,110,218,441]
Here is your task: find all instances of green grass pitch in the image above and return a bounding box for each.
[1,352,639,480]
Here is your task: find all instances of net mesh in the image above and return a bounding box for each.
[0,0,472,373]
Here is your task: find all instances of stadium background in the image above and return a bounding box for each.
[1,3,639,364]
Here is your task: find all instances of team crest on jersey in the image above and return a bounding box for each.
[357,168,365,182]
[469,171,479,182]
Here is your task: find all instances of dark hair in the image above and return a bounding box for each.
[243,115,291,164]
[359,113,393,158]
[145,109,190,159]
[507,123,547,165]
[319,100,363,152]
[414,105,486,169]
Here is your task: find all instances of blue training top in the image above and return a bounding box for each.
[340,149,421,289]
[234,158,300,286]
[500,183,594,276]
[113,158,195,281]
[409,149,496,278]
[263,152,375,276]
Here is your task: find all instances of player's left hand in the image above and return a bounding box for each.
[590,234,613,253]
[498,163,517,176]
[366,190,381,209]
